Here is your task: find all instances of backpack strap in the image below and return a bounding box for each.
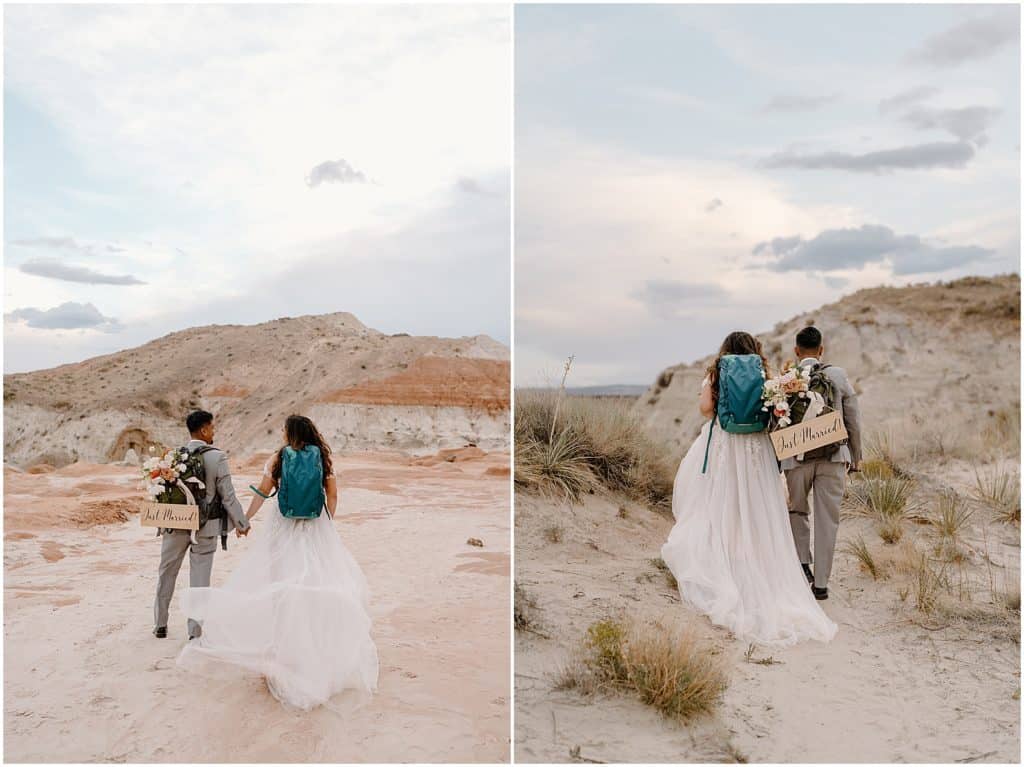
[701,417,715,474]
[250,485,278,499]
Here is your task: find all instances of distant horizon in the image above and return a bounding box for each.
[4,307,510,376]
[518,271,1020,389]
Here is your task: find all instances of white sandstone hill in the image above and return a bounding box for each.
[634,274,1020,454]
[4,312,509,467]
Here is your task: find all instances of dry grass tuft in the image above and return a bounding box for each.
[842,536,884,580]
[846,476,919,544]
[724,742,749,763]
[859,458,894,480]
[863,429,911,478]
[911,553,949,615]
[514,427,594,501]
[543,524,564,544]
[999,586,1021,614]
[515,390,674,508]
[931,490,974,561]
[649,557,678,590]
[514,582,541,633]
[554,618,728,720]
[970,464,1021,523]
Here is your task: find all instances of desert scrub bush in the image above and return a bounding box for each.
[515,390,673,508]
[970,464,1020,523]
[846,476,919,543]
[555,618,727,720]
[514,429,594,501]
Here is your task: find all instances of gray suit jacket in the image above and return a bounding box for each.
[184,439,250,537]
[780,361,863,471]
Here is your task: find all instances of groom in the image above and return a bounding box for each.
[152,410,250,639]
[783,327,862,601]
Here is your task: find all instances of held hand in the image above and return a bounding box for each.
[236,526,250,538]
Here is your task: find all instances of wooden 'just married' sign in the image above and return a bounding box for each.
[140,501,199,531]
[770,410,848,461]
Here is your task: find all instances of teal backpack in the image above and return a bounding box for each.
[277,445,328,519]
[701,354,770,473]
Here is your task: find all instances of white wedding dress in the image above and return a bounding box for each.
[177,464,379,710]
[661,381,837,646]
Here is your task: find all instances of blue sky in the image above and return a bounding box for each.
[4,5,510,373]
[515,4,1020,386]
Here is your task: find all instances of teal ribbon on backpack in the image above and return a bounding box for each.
[701,418,715,474]
[249,485,277,499]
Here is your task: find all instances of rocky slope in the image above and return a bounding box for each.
[635,274,1020,455]
[3,313,509,466]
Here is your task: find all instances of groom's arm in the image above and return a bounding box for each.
[215,452,250,532]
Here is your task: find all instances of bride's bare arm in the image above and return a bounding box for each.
[698,381,715,419]
[246,473,276,522]
[325,475,338,517]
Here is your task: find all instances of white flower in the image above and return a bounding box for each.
[177,463,187,473]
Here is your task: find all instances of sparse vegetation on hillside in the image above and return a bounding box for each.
[515,390,674,509]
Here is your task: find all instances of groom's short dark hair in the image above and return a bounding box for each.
[796,326,822,350]
[186,410,214,434]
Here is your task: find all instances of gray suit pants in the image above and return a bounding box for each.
[785,460,847,589]
[153,524,218,637]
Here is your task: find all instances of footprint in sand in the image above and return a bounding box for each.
[453,551,510,576]
[341,510,392,525]
[40,541,65,562]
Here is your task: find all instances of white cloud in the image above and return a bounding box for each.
[5,302,121,331]
[19,259,146,285]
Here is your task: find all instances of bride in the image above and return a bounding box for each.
[661,331,837,646]
[178,415,379,710]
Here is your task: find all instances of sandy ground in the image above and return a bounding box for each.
[4,449,511,763]
[514,461,1020,763]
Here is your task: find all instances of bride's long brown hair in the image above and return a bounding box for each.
[705,331,771,409]
[271,415,333,488]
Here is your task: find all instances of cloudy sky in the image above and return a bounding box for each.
[4,5,510,373]
[515,4,1020,387]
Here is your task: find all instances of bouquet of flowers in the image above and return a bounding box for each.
[761,363,813,429]
[140,447,204,505]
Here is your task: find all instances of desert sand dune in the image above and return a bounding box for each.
[4,450,510,763]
